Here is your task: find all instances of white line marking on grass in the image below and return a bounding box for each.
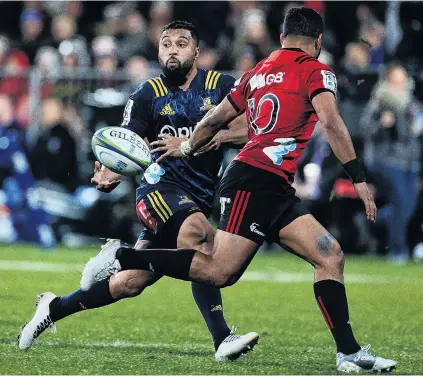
[3,339,210,350]
[0,260,82,272]
[241,271,386,284]
[0,260,387,283]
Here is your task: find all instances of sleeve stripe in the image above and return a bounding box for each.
[211,72,221,89]
[309,88,335,101]
[156,77,168,95]
[148,79,160,97]
[206,71,218,90]
[227,94,240,113]
[153,78,165,96]
[205,71,212,89]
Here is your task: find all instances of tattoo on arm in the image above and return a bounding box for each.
[316,235,335,255]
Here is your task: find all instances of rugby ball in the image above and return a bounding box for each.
[91,127,152,176]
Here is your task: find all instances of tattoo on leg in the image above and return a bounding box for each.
[316,234,335,255]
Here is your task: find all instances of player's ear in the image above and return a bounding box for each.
[315,34,323,51]
[194,47,200,60]
[279,33,284,47]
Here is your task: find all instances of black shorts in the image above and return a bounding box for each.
[136,183,203,247]
[218,161,309,244]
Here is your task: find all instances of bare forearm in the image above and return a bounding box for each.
[219,128,247,145]
[321,116,357,164]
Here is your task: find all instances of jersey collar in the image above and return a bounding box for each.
[282,47,306,52]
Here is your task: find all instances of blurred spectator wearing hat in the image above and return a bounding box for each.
[360,62,423,263]
[19,9,46,64]
[28,98,78,192]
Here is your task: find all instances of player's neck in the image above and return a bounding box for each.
[282,39,316,58]
[178,66,198,91]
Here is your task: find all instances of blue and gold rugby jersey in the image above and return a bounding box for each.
[121,69,235,214]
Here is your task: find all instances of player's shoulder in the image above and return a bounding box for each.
[130,76,169,101]
[299,57,335,75]
[202,69,235,90]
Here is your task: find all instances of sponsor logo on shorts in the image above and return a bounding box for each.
[250,222,265,237]
[178,195,194,205]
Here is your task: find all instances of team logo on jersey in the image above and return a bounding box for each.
[321,70,337,94]
[179,195,194,205]
[249,72,284,90]
[200,97,215,111]
[160,103,176,116]
[144,163,165,184]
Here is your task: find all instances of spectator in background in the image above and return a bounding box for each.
[359,21,385,68]
[360,63,423,263]
[0,49,30,127]
[49,14,90,67]
[0,35,10,69]
[92,35,118,88]
[117,11,148,63]
[19,9,45,64]
[28,98,78,192]
[123,55,149,93]
[231,9,274,70]
[197,44,219,70]
[143,1,174,63]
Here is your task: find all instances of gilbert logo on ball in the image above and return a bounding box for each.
[92,127,152,176]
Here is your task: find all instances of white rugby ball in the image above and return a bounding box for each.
[91,127,152,176]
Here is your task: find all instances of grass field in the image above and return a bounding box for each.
[0,244,422,375]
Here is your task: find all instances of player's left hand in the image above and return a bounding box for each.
[150,134,186,163]
[195,129,229,155]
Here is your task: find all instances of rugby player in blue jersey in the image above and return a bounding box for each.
[18,21,258,360]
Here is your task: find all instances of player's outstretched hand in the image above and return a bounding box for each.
[150,134,185,163]
[195,129,228,156]
[91,161,121,193]
[353,182,377,222]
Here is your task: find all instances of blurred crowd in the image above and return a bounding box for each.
[1,1,423,262]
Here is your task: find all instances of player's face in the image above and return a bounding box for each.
[159,29,199,85]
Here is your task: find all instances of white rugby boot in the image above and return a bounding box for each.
[337,344,397,373]
[215,328,259,361]
[80,239,125,291]
[18,292,57,350]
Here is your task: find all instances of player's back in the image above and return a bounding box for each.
[230,48,337,184]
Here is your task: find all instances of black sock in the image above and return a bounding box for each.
[191,282,230,350]
[314,280,361,354]
[117,247,196,281]
[49,278,118,322]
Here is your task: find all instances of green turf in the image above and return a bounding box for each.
[0,244,422,375]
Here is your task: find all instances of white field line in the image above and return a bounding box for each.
[0,260,393,284]
[2,339,211,350]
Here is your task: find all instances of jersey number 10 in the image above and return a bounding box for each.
[247,93,297,166]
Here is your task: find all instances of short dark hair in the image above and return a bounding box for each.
[283,7,323,39]
[161,21,199,46]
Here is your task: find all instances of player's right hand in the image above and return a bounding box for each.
[353,182,377,222]
[91,161,121,193]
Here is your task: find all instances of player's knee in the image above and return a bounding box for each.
[110,271,149,299]
[211,269,241,288]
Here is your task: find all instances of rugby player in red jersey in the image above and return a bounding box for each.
[83,8,396,373]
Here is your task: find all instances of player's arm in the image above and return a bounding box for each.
[312,91,376,221]
[195,113,248,155]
